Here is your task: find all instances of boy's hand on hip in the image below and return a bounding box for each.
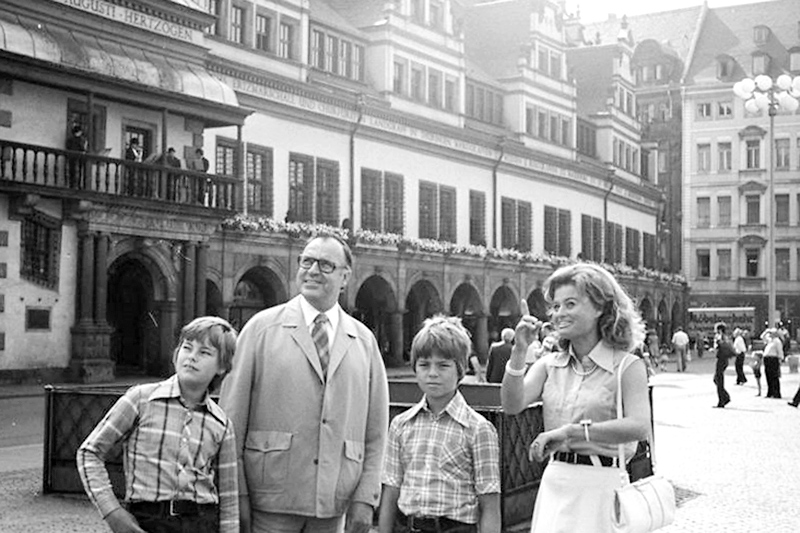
[105,508,146,533]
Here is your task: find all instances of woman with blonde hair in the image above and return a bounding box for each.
[502,263,651,533]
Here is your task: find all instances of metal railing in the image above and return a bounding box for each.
[0,139,239,210]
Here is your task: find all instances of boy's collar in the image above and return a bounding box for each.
[148,376,226,423]
[409,390,471,427]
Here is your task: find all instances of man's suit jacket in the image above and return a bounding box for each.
[485,342,513,383]
[219,295,389,518]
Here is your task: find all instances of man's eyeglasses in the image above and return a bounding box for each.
[297,255,343,274]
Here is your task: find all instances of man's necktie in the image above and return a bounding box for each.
[312,313,330,376]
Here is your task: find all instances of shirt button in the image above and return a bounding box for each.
[322,419,327,424]
[313,459,319,465]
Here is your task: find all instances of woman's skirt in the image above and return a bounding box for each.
[530,460,623,533]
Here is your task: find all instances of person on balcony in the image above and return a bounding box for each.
[65,125,88,188]
[501,263,650,533]
[124,138,143,196]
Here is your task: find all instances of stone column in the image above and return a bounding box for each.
[78,231,95,327]
[195,243,208,316]
[389,311,405,366]
[94,233,109,327]
[475,314,489,358]
[182,242,197,324]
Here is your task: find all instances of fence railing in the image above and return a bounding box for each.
[42,381,652,529]
[0,140,239,211]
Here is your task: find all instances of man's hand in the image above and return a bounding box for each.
[104,508,146,533]
[346,502,374,533]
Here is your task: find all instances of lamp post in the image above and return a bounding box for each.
[733,74,800,328]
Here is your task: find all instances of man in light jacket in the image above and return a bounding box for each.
[220,234,389,533]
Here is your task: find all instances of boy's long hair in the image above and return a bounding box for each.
[543,263,645,353]
[172,316,237,391]
[410,315,471,380]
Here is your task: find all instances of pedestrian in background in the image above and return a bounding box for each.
[763,328,784,399]
[379,315,501,533]
[77,316,239,533]
[485,328,514,383]
[733,328,748,385]
[65,124,88,188]
[219,234,389,533]
[713,323,734,408]
[502,263,650,533]
[671,326,690,372]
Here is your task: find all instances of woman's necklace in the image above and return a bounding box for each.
[570,356,598,376]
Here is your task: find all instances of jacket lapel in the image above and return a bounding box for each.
[285,296,325,382]
[326,309,356,379]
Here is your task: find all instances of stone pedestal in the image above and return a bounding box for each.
[68,324,115,383]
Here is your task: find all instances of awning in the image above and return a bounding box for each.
[0,10,240,110]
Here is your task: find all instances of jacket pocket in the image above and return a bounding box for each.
[243,430,292,492]
[335,439,365,502]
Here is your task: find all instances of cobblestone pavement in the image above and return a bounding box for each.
[653,356,800,533]
[0,359,798,532]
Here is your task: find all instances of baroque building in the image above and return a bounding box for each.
[0,0,684,383]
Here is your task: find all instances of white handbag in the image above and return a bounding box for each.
[611,354,676,533]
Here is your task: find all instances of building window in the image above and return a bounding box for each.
[444,77,457,112]
[428,69,442,108]
[718,101,733,118]
[21,211,61,290]
[697,249,710,278]
[745,249,759,277]
[337,40,351,77]
[439,186,456,243]
[230,6,244,44]
[698,144,711,172]
[718,196,731,227]
[625,227,640,268]
[581,215,603,262]
[518,201,531,252]
[288,153,314,222]
[352,45,364,81]
[776,248,790,280]
[605,222,623,264]
[746,195,760,225]
[775,139,790,169]
[430,0,443,30]
[361,169,381,232]
[206,0,219,35]
[776,194,789,225]
[411,65,424,102]
[501,198,531,251]
[697,102,712,119]
[746,140,760,169]
[697,197,710,228]
[550,51,562,80]
[717,249,731,279]
[717,56,734,79]
[278,21,294,59]
[544,206,571,257]
[246,146,273,216]
[325,35,337,72]
[752,54,769,75]
[469,190,486,246]
[410,0,424,24]
[643,232,656,270]
[419,181,438,240]
[753,25,770,44]
[393,59,407,95]
[718,142,732,171]
[257,14,273,52]
[311,29,324,67]
[384,173,404,234]
[215,139,236,176]
[315,159,340,226]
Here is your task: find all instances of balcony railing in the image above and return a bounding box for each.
[0,140,240,211]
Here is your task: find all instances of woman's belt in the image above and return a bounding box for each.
[552,451,618,467]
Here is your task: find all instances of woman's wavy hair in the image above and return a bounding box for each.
[543,263,645,352]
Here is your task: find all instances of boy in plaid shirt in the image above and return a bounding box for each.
[77,317,239,533]
[379,315,501,533]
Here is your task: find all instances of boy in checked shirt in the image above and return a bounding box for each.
[379,316,501,533]
[77,317,239,533]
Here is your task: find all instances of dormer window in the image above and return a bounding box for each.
[430,0,443,30]
[717,55,735,79]
[752,53,769,75]
[790,48,800,72]
[753,25,770,44]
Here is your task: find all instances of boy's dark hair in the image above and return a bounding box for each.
[410,315,471,380]
[172,316,237,391]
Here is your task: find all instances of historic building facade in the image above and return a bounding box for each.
[0,0,685,383]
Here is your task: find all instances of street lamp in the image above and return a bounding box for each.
[733,74,800,328]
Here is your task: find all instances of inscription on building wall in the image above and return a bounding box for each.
[57,0,200,43]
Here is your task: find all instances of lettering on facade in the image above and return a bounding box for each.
[59,0,198,43]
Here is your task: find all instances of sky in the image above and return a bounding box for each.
[566,0,773,23]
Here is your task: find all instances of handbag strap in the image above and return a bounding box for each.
[616,352,636,483]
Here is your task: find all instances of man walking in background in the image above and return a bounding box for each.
[671,326,690,372]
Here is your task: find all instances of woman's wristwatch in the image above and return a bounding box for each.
[580,419,592,442]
